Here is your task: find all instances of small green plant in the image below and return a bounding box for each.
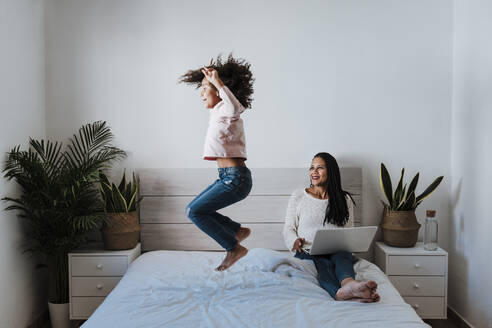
[379,163,443,211]
[99,171,140,213]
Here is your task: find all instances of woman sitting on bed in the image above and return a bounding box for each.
[283,152,380,303]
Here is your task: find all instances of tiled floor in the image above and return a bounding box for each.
[43,320,83,328]
[424,319,461,328]
[42,319,464,328]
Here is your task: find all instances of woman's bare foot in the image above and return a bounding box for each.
[335,279,378,301]
[358,293,381,303]
[235,227,251,243]
[215,244,248,271]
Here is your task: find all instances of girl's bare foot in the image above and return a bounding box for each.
[235,227,251,243]
[335,280,378,301]
[215,244,248,271]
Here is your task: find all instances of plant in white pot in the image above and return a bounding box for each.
[379,163,443,247]
[99,171,141,250]
[2,121,126,328]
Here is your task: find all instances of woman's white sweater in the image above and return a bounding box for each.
[283,188,354,252]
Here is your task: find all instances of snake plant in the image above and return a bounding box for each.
[379,163,443,211]
[99,171,140,213]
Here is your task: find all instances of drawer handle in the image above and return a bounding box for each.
[413,283,420,289]
[96,264,103,270]
[414,263,421,269]
[412,304,420,309]
[96,284,103,290]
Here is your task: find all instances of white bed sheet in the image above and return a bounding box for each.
[82,248,429,328]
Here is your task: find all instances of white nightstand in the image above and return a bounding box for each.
[68,243,141,320]
[375,241,448,319]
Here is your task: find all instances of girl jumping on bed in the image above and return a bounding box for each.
[283,152,381,302]
[180,54,254,271]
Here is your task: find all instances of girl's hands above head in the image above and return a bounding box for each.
[292,238,305,252]
[202,66,224,89]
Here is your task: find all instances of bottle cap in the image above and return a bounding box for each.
[426,210,436,217]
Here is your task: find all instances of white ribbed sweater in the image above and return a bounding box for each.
[283,189,354,252]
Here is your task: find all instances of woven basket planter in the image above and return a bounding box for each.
[380,207,421,247]
[102,211,140,250]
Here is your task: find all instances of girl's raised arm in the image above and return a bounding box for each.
[202,67,245,116]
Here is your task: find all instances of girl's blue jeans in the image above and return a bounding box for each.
[185,167,252,251]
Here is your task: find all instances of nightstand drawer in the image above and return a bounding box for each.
[69,243,141,320]
[71,256,127,276]
[389,276,445,296]
[71,277,122,296]
[403,296,445,318]
[71,297,105,318]
[387,255,446,275]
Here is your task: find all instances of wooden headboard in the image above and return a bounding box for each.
[138,168,362,252]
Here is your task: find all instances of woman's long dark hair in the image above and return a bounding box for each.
[312,152,355,226]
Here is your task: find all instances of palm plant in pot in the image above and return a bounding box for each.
[99,171,141,250]
[379,163,443,247]
[2,121,126,328]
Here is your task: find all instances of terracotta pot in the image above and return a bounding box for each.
[48,302,70,328]
[102,211,140,250]
[380,207,421,247]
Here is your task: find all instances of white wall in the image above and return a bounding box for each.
[45,0,453,248]
[0,0,47,327]
[449,0,492,326]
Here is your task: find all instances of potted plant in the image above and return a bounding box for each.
[99,171,141,250]
[2,121,126,328]
[379,163,443,247]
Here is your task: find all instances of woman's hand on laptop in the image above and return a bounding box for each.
[292,238,305,252]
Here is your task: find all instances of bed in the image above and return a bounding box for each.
[81,168,429,327]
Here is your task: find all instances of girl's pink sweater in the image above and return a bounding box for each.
[203,86,248,161]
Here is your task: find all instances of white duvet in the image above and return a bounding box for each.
[82,249,429,328]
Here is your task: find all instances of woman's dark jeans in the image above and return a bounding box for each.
[295,250,357,298]
[185,167,252,251]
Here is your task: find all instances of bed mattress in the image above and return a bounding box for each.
[82,248,429,328]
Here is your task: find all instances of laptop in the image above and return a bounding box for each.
[305,226,378,255]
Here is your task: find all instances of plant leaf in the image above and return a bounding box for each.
[115,187,128,212]
[397,183,407,209]
[400,191,416,211]
[406,173,420,199]
[118,169,126,193]
[379,163,393,208]
[416,176,444,204]
[393,168,405,209]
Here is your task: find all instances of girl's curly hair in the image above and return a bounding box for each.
[179,54,254,109]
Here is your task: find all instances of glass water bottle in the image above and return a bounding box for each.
[424,210,438,251]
